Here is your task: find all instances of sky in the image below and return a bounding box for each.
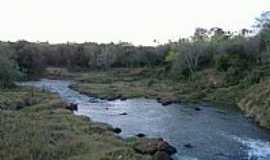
[0,0,270,46]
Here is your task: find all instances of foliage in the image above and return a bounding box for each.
[170,40,210,78]
[0,11,268,86]
[0,43,22,88]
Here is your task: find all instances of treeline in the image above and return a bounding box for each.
[0,40,169,88]
[168,11,270,85]
[0,11,269,88]
[6,41,167,71]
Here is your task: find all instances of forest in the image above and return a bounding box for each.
[0,11,269,88]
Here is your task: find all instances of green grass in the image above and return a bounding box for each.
[0,88,151,160]
[69,68,247,106]
[70,70,178,103]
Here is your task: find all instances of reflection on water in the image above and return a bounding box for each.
[20,79,270,160]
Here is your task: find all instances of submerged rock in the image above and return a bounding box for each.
[107,95,122,101]
[184,143,193,148]
[107,97,116,101]
[119,112,128,116]
[113,127,122,134]
[120,97,127,101]
[88,99,99,103]
[66,103,78,111]
[136,133,146,138]
[161,101,173,106]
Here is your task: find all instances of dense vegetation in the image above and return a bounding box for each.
[0,12,269,87]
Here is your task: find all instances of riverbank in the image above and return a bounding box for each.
[67,68,243,106]
[0,87,176,160]
[53,67,270,128]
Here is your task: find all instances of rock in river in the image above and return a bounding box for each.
[66,103,78,111]
[133,138,177,155]
[136,133,146,138]
[184,143,193,148]
[161,101,173,106]
[113,127,122,134]
[119,112,128,116]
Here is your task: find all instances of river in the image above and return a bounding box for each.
[20,79,270,160]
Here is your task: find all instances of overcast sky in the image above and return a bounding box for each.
[0,0,269,45]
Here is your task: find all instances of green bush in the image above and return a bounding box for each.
[215,54,250,85]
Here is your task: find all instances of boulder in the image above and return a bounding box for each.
[161,100,177,106]
[157,140,177,155]
[133,138,177,155]
[66,103,78,111]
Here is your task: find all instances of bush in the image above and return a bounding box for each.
[215,53,254,85]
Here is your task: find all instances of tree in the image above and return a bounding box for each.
[193,28,208,41]
[15,43,46,76]
[0,43,22,88]
[171,40,209,77]
[253,11,270,64]
[255,11,270,30]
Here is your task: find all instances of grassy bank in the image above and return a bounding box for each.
[69,68,245,106]
[238,79,270,128]
[66,67,270,128]
[0,87,156,160]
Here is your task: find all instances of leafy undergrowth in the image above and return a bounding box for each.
[0,88,151,160]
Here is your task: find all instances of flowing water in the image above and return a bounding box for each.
[20,79,270,160]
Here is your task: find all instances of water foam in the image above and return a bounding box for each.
[232,135,270,160]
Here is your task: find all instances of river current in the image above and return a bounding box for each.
[20,79,270,160]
